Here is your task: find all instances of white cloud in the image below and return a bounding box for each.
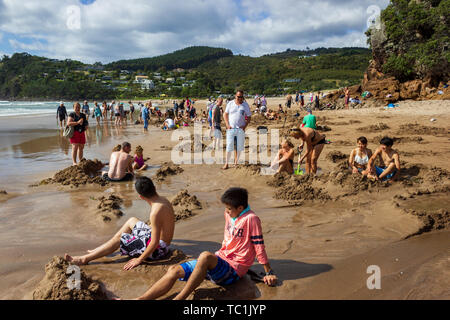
[0,0,390,63]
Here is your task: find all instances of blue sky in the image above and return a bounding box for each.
[0,0,390,63]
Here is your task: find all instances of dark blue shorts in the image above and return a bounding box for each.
[179,255,240,285]
[375,166,397,181]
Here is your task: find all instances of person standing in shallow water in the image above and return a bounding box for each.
[67,102,89,165]
[56,102,68,129]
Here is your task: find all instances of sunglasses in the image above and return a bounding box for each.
[236,96,244,99]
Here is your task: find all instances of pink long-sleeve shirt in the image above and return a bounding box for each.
[215,210,269,278]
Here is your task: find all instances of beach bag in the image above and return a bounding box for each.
[63,125,74,139]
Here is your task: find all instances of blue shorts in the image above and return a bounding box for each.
[375,166,397,181]
[226,128,245,152]
[179,255,240,286]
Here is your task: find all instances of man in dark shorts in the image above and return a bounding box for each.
[56,102,68,129]
[102,141,134,182]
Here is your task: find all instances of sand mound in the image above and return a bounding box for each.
[0,190,6,194]
[96,194,124,222]
[235,163,263,175]
[317,125,332,132]
[33,256,107,300]
[273,175,331,204]
[333,140,354,146]
[153,162,184,182]
[426,167,450,183]
[171,189,202,211]
[326,151,348,163]
[405,209,449,239]
[40,159,107,187]
[371,135,424,144]
[397,123,448,136]
[358,122,390,132]
[171,190,202,221]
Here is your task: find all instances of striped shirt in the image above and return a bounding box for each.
[215,210,269,278]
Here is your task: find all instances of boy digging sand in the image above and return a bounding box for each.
[130,187,277,300]
[64,177,175,270]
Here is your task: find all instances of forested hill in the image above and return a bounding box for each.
[0,46,371,99]
[106,46,233,71]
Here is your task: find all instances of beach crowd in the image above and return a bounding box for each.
[58,89,401,299]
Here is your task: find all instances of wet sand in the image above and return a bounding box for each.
[0,98,449,300]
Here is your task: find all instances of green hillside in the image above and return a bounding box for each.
[0,46,371,99]
[106,46,233,72]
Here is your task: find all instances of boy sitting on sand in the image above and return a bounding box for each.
[130,187,277,300]
[365,137,400,181]
[64,177,175,270]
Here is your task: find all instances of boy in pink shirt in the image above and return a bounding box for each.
[133,187,277,300]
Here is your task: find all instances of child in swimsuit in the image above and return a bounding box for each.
[271,139,295,174]
[133,145,148,172]
[349,136,372,174]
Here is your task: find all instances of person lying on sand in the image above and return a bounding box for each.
[365,137,400,181]
[128,187,277,300]
[133,145,148,172]
[64,177,175,269]
[349,136,372,174]
[271,139,295,174]
[289,127,326,175]
[102,141,134,182]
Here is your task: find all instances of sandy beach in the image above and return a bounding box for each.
[0,97,449,300]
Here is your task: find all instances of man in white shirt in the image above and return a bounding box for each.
[222,90,251,170]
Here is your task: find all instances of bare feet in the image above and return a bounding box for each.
[64,253,88,265]
[222,164,229,170]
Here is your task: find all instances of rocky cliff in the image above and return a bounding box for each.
[362,0,449,102]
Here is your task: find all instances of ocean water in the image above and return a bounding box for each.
[0,101,65,117]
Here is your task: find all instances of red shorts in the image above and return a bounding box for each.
[70,130,86,145]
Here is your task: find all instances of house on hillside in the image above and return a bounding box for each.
[283,78,302,83]
[166,78,175,84]
[140,79,155,90]
[135,75,149,82]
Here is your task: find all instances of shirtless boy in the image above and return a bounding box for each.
[102,141,134,182]
[64,177,175,269]
[365,137,400,181]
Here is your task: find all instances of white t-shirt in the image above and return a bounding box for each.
[225,100,251,129]
[165,118,175,127]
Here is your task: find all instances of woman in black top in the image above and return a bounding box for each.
[67,102,89,165]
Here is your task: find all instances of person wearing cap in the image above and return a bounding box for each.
[302,109,317,129]
[56,102,68,129]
